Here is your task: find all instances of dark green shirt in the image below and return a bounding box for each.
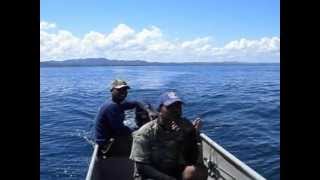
[130,118,197,176]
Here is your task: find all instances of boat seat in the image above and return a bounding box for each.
[92,157,134,180]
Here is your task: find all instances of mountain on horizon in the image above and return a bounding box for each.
[40,58,276,67]
[40,58,158,67]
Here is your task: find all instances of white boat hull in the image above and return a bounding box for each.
[86,133,266,180]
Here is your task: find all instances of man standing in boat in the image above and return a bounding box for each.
[95,79,156,157]
[130,91,207,180]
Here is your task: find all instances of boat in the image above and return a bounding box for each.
[85,133,266,180]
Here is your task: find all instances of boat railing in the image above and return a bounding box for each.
[200,133,266,180]
[85,144,99,180]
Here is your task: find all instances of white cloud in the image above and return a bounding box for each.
[40,21,56,30]
[40,21,280,62]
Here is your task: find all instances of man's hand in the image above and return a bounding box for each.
[170,120,181,131]
[100,138,115,154]
[192,118,202,133]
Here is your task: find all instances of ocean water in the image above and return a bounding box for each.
[40,64,280,180]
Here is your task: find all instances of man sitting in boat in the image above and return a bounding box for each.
[95,79,156,158]
[130,91,207,180]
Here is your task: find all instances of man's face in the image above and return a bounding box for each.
[111,87,128,102]
[160,101,182,121]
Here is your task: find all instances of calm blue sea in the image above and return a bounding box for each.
[40,64,280,180]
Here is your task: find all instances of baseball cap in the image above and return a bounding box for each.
[158,91,184,108]
[110,79,130,90]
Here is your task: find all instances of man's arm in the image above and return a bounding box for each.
[135,162,176,180]
[124,101,158,119]
[180,118,202,165]
[95,106,110,146]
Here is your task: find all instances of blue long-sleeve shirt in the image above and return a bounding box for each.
[95,100,139,146]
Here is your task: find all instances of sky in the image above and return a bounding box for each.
[40,0,280,63]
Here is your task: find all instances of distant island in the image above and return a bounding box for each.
[40,58,277,67]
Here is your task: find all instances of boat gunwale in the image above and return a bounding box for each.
[200,133,266,180]
[85,144,99,180]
